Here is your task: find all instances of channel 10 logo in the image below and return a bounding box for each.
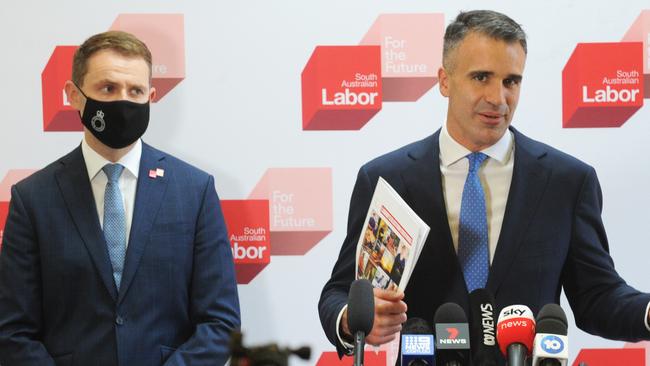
[541,335,565,354]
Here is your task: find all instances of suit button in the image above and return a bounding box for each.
[116,315,124,325]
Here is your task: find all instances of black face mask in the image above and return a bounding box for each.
[76,85,150,149]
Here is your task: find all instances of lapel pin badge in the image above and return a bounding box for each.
[148,168,165,179]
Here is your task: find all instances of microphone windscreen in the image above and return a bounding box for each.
[536,303,568,335]
[348,279,374,334]
[402,317,433,335]
[434,302,467,324]
[496,305,536,356]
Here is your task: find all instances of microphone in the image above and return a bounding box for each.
[434,302,471,366]
[468,289,497,366]
[496,304,536,366]
[347,279,375,366]
[532,304,569,366]
[400,317,435,366]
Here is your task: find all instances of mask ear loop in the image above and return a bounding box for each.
[73,82,90,99]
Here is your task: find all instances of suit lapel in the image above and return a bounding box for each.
[118,143,168,304]
[401,132,457,263]
[401,132,466,299]
[55,146,118,301]
[487,128,550,294]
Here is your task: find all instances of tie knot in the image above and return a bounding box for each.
[103,163,124,183]
[467,152,488,173]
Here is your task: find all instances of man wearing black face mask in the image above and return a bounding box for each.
[0,31,241,366]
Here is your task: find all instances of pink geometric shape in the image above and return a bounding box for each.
[572,348,645,366]
[0,170,37,202]
[622,10,650,98]
[0,169,36,252]
[625,341,650,366]
[41,46,83,131]
[110,14,185,101]
[562,42,644,128]
[248,168,332,255]
[301,46,382,130]
[360,13,444,101]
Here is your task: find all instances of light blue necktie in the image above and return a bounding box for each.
[103,163,126,290]
[457,152,489,292]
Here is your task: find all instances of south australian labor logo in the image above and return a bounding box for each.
[91,110,106,132]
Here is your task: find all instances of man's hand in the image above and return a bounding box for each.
[341,288,408,346]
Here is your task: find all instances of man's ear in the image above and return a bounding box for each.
[438,67,450,98]
[149,86,157,102]
[64,81,85,111]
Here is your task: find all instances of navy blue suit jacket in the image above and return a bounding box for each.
[319,127,650,360]
[0,143,240,366]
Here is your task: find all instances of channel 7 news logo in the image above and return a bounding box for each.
[541,335,565,354]
[402,335,434,355]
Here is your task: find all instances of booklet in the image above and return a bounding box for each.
[355,177,430,291]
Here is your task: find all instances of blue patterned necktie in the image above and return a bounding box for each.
[102,163,126,290]
[457,152,489,292]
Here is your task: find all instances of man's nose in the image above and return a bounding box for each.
[485,82,506,106]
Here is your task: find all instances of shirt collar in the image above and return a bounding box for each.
[81,138,142,181]
[439,124,514,167]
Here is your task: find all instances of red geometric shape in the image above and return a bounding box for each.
[562,42,644,128]
[622,10,650,98]
[360,13,444,101]
[625,341,650,366]
[248,168,332,255]
[41,45,82,131]
[110,14,185,102]
[0,202,8,252]
[221,199,271,284]
[572,348,645,366]
[315,351,386,366]
[301,46,382,130]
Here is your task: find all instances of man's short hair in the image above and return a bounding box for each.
[72,30,152,86]
[443,10,527,70]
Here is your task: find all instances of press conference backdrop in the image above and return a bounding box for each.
[1,1,649,365]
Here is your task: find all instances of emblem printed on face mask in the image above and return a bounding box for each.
[91,110,106,132]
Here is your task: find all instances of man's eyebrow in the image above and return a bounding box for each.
[468,70,493,77]
[506,74,523,82]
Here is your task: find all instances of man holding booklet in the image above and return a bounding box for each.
[319,9,650,362]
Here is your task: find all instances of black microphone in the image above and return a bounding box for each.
[348,279,375,366]
[400,317,435,366]
[469,289,497,366]
[434,302,471,366]
[532,304,569,366]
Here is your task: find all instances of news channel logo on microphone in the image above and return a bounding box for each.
[540,335,565,354]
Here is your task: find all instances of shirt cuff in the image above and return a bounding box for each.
[336,305,355,352]
[644,302,650,332]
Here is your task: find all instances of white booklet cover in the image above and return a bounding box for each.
[355,177,430,291]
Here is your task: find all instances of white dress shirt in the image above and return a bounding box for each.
[439,124,514,263]
[81,138,141,248]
